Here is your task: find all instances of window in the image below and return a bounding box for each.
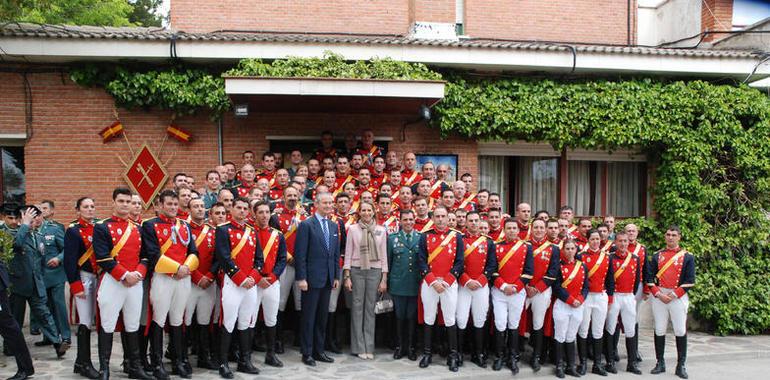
[1,147,25,205]
[607,161,644,217]
[568,161,602,216]
[516,157,558,214]
[479,156,509,210]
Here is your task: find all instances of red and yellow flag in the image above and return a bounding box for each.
[166,124,191,143]
[98,121,124,143]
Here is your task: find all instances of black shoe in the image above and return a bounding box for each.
[576,336,587,375]
[651,334,666,375]
[35,338,53,347]
[218,328,234,378]
[492,357,504,371]
[236,329,260,374]
[149,323,170,380]
[555,342,566,379]
[448,352,460,372]
[196,327,217,370]
[218,364,233,379]
[125,332,153,380]
[564,341,580,377]
[264,326,283,367]
[74,325,100,379]
[54,340,69,358]
[6,370,33,380]
[313,352,334,363]
[406,318,418,361]
[492,330,506,371]
[30,329,40,336]
[530,328,543,372]
[605,359,618,374]
[302,355,317,367]
[419,324,433,368]
[170,326,191,379]
[675,335,688,379]
[419,354,432,368]
[97,330,113,380]
[626,336,642,375]
[507,329,520,375]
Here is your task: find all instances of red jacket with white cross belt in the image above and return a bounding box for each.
[417,227,464,287]
[459,233,497,287]
[645,247,695,299]
[492,239,534,292]
[93,215,148,281]
[215,220,262,286]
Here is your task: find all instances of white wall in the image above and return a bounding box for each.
[638,0,702,46]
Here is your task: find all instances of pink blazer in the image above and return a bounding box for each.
[343,223,388,272]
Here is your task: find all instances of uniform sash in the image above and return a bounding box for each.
[613,252,634,280]
[230,226,252,259]
[405,170,419,185]
[587,251,606,278]
[656,250,687,279]
[532,241,551,258]
[428,231,457,264]
[78,246,94,267]
[420,220,434,233]
[463,236,486,258]
[498,240,524,269]
[562,261,583,287]
[195,225,211,247]
[262,229,279,261]
[110,221,133,258]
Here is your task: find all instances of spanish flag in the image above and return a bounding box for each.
[98,121,124,143]
[167,124,191,143]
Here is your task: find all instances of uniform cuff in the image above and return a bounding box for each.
[608,295,614,304]
[249,269,262,282]
[459,273,471,286]
[231,270,247,285]
[674,287,686,298]
[494,277,505,290]
[69,280,84,295]
[424,273,437,285]
[442,274,456,286]
[136,264,147,278]
[534,280,548,293]
[566,295,577,305]
[476,275,488,287]
[266,273,278,284]
[650,285,661,297]
[110,265,128,282]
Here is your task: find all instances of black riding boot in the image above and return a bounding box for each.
[264,326,283,367]
[120,332,129,374]
[612,329,621,362]
[508,329,520,375]
[471,327,487,368]
[635,323,643,362]
[74,325,100,379]
[591,334,607,376]
[418,324,433,368]
[675,335,688,379]
[170,326,191,378]
[530,328,543,372]
[626,336,642,374]
[604,330,618,373]
[197,326,217,369]
[274,311,285,354]
[138,325,150,372]
[447,325,459,372]
[236,329,259,374]
[126,332,153,380]
[97,330,112,380]
[217,328,233,379]
[149,322,169,380]
[651,334,666,374]
[492,330,506,371]
[456,327,465,367]
[393,318,405,360]
[576,336,588,375]
[565,341,580,377]
[555,341,565,378]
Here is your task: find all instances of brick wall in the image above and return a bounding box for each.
[170,0,634,44]
[0,72,478,221]
[170,0,411,35]
[464,0,635,44]
[702,0,733,42]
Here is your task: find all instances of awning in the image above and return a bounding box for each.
[224,76,444,114]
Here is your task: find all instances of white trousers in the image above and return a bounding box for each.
[97,275,143,333]
[578,292,608,339]
[278,265,302,311]
[421,281,458,326]
[651,288,689,337]
[456,285,490,329]
[525,287,553,330]
[553,299,584,343]
[491,287,526,332]
[74,271,97,329]
[606,293,637,337]
[221,276,259,333]
[150,274,191,327]
[257,281,281,327]
[634,285,646,323]
[184,283,218,326]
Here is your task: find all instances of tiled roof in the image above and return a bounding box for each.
[0,22,761,58]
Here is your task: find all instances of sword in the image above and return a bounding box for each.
[136,163,155,187]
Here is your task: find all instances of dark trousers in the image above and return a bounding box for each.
[300,284,331,356]
[30,283,71,341]
[0,290,34,373]
[10,289,61,345]
[392,295,417,320]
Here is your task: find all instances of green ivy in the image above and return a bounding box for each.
[69,56,770,334]
[434,76,770,334]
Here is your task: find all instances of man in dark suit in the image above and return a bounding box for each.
[0,208,35,380]
[294,192,340,366]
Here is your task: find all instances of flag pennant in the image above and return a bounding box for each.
[99,121,124,143]
[166,124,191,143]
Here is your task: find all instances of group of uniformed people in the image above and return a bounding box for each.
[0,129,696,380]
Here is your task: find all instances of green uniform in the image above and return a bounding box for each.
[387,230,421,297]
[30,220,70,341]
[8,223,62,345]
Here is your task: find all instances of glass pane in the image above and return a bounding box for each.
[478,156,509,211]
[517,157,557,214]
[2,147,25,205]
[567,161,602,216]
[608,162,642,217]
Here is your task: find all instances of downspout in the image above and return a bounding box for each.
[627,0,632,46]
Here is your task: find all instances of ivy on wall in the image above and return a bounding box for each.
[69,54,770,334]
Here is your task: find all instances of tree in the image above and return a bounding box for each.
[0,0,165,27]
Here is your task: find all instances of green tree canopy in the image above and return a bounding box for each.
[0,0,163,27]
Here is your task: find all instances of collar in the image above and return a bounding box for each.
[78,217,93,227]
[189,219,206,228]
[230,219,246,230]
[159,213,176,224]
[256,225,271,233]
[465,232,481,239]
[111,214,129,223]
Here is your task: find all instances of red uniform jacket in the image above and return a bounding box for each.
[417,228,464,287]
[554,258,590,305]
[528,238,561,293]
[517,220,531,241]
[255,226,287,284]
[141,215,199,274]
[414,216,433,233]
[401,168,422,187]
[269,205,309,262]
[645,247,695,299]
[628,241,649,293]
[215,220,261,285]
[579,247,615,295]
[608,249,641,298]
[236,182,255,198]
[377,212,400,234]
[460,234,497,287]
[63,218,97,295]
[93,216,148,281]
[189,221,216,285]
[492,239,534,291]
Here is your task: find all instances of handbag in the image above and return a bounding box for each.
[374,292,394,314]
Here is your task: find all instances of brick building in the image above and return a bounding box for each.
[1,0,768,221]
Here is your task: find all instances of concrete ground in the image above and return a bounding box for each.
[1,329,769,380]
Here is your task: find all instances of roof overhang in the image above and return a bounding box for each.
[2,31,770,81]
[224,76,445,114]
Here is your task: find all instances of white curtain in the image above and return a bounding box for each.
[517,157,557,214]
[608,162,642,217]
[479,156,509,211]
[567,161,602,216]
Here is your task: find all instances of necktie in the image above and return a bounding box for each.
[405,232,411,245]
[321,218,330,252]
